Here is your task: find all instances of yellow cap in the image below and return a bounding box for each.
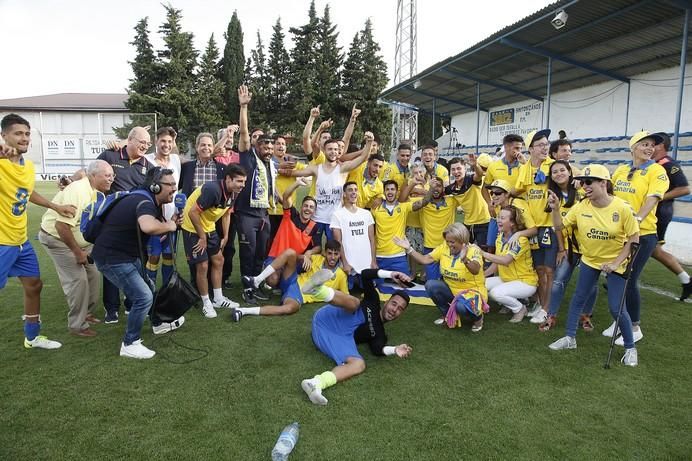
[485,179,511,192]
[575,164,611,181]
[476,153,492,169]
[629,130,664,148]
[524,129,551,148]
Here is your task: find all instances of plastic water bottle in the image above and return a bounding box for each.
[271,422,300,461]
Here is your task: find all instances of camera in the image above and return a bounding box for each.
[551,10,568,30]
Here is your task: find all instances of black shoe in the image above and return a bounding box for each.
[681,281,692,301]
[241,276,255,291]
[223,279,233,289]
[242,288,259,305]
[230,308,243,323]
[253,289,270,301]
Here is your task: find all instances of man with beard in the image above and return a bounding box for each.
[381,143,413,195]
[445,157,491,248]
[420,145,449,186]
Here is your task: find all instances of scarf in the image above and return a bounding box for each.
[249,153,276,209]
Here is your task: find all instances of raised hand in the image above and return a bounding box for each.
[238,85,252,106]
[351,103,361,119]
[392,236,411,251]
[363,131,374,142]
[319,119,333,130]
[310,106,321,118]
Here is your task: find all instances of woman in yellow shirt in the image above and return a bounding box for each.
[481,206,538,323]
[546,164,640,366]
[394,223,487,332]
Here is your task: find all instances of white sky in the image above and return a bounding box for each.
[0,0,551,100]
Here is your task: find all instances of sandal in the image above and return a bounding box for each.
[471,318,484,333]
[538,315,557,332]
[580,314,594,332]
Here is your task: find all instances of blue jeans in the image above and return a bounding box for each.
[626,233,657,324]
[97,260,154,345]
[315,222,333,245]
[425,279,481,321]
[423,247,441,281]
[565,264,634,348]
[547,257,597,317]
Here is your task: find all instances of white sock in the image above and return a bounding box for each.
[323,287,335,302]
[201,294,211,305]
[677,271,690,284]
[213,288,224,300]
[238,307,260,316]
[255,265,276,286]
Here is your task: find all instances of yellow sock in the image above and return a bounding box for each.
[315,371,337,390]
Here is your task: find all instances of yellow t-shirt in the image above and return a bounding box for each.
[0,158,35,245]
[405,184,429,228]
[40,177,96,248]
[431,243,487,299]
[371,201,413,256]
[563,196,639,273]
[273,162,307,215]
[555,190,583,252]
[299,254,348,303]
[181,185,229,233]
[484,158,521,189]
[457,183,491,225]
[514,159,554,227]
[346,162,383,209]
[611,162,669,236]
[425,163,449,185]
[420,196,461,248]
[380,161,410,191]
[493,197,535,229]
[495,234,538,286]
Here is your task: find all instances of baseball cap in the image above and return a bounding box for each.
[485,179,511,192]
[476,153,492,169]
[629,130,663,148]
[524,129,551,148]
[574,164,611,181]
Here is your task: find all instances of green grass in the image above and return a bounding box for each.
[1,183,691,460]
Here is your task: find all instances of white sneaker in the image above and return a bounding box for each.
[120,340,156,359]
[602,320,617,337]
[301,378,328,405]
[152,316,185,335]
[24,335,62,350]
[530,309,548,324]
[548,336,577,350]
[621,348,638,366]
[202,302,218,319]
[213,296,240,309]
[433,317,445,326]
[301,269,335,295]
[527,302,543,318]
[614,327,643,346]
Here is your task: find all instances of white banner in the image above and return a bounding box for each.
[487,102,543,145]
[42,135,81,159]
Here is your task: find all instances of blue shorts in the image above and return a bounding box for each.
[311,305,365,365]
[280,270,303,306]
[531,227,558,269]
[182,230,221,264]
[423,247,441,281]
[486,218,498,247]
[147,232,175,257]
[0,241,41,288]
[315,222,333,244]
[376,255,411,276]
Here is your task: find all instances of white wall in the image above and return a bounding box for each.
[449,64,692,145]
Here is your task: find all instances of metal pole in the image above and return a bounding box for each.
[673,9,689,160]
[546,57,552,129]
[624,83,631,136]
[432,97,436,141]
[476,82,480,155]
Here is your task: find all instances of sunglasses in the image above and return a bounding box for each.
[581,179,600,186]
[489,190,505,196]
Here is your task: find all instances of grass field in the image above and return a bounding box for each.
[1,183,691,460]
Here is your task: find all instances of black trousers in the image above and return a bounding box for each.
[236,212,270,277]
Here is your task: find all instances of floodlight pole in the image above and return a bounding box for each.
[673,8,689,160]
[432,97,436,140]
[624,83,631,136]
[546,57,552,129]
[476,83,480,155]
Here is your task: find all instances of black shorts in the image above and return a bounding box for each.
[468,222,489,248]
[656,203,674,244]
[182,230,221,264]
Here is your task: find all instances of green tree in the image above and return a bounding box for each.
[266,18,291,133]
[221,11,245,122]
[190,34,225,138]
[418,112,447,146]
[314,5,343,127]
[246,31,270,130]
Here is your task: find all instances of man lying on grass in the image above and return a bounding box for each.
[301,268,413,405]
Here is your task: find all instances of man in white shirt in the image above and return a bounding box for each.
[330,181,376,292]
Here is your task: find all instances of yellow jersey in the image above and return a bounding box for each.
[484,158,521,189]
[405,184,429,229]
[273,162,306,215]
[346,162,383,209]
[40,177,96,248]
[431,243,487,299]
[380,161,410,191]
[420,196,461,248]
[611,161,669,236]
[555,190,583,252]
[493,197,535,229]
[371,201,413,256]
[495,234,538,286]
[425,163,449,185]
[457,183,491,225]
[514,158,554,227]
[181,184,231,234]
[0,158,35,245]
[563,196,639,274]
[299,254,348,303]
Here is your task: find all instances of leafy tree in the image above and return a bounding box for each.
[246,31,271,130]
[266,18,291,133]
[314,5,343,127]
[190,34,225,138]
[418,112,447,146]
[221,11,245,121]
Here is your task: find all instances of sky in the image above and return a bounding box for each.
[0,0,551,100]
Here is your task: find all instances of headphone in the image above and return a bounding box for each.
[147,167,164,194]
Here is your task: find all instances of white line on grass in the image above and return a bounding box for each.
[640,283,692,303]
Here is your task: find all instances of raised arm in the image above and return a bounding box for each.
[282,177,310,209]
[341,103,361,149]
[393,236,435,265]
[311,119,333,157]
[303,106,320,157]
[237,85,252,152]
[340,131,373,173]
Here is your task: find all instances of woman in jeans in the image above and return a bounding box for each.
[481,206,538,323]
[546,164,640,366]
[394,223,487,332]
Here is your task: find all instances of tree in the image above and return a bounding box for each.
[221,11,245,122]
[190,34,225,138]
[266,18,291,133]
[246,31,271,130]
[418,112,446,146]
[314,5,343,128]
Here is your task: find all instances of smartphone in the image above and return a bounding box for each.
[401,280,416,288]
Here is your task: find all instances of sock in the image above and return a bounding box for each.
[254,265,276,286]
[311,286,335,302]
[24,321,40,340]
[677,271,690,284]
[315,371,337,390]
[145,262,159,285]
[201,294,211,305]
[238,307,260,316]
[213,288,224,300]
[161,259,174,285]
